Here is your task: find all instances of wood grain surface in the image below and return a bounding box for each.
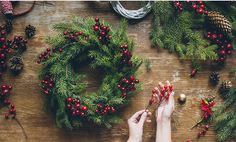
[0,1,235,142]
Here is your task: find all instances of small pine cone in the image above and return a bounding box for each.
[206,11,232,33]
[209,72,220,85]
[8,56,24,74]
[219,80,232,93]
[25,25,36,38]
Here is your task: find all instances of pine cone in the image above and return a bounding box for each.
[209,71,220,85]
[206,11,232,33]
[25,25,36,38]
[219,80,232,93]
[8,56,24,74]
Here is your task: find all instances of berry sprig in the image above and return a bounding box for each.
[0,39,12,76]
[117,75,139,98]
[191,1,208,15]
[173,1,208,15]
[66,97,88,117]
[147,84,173,109]
[197,124,210,139]
[41,75,54,95]
[93,17,112,45]
[173,1,183,12]
[12,36,28,52]
[120,44,133,66]
[191,97,215,129]
[63,31,84,42]
[206,31,233,63]
[95,103,116,115]
[0,85,15,119]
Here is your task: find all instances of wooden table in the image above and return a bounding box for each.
[0,2,235,142]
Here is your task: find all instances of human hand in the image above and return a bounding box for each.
[127,110,151,142]
[154,81,175,122]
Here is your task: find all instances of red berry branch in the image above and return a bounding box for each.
[66,97,88,117]
[95,104,116,115]
[41,75,54,96]
[117,75,139,98]
[206,32,233,63]
[93,18,112,45]
[146,84,173,110]
[173,1,208,15]
[191,97,215,139]
[120,44,133,66]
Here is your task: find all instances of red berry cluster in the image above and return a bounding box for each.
[37,47,61,64]
[63,31,84,42]
[95,104,116,115]
[12,36,28,52]
[0,85,15,119]
[191,1,208,15]
[41,76,54,95]
[117,75,139,98]
[173,1,183,12]
[197,124,210,138]
[173,1,208,15]
[66,97,88,117]
[206,32,233,63]
[120,44,133,66]
[5,104,16,119]
[93,17,111,45]
[0,26,13,75]
[151,85,173,104]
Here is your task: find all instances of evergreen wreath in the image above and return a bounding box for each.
[38,17,142,129]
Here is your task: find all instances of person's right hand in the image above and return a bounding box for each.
[154,81,175,122]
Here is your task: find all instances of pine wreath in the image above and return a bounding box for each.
[38,17,142,129]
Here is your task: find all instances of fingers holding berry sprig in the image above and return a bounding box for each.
[146,81,175,121]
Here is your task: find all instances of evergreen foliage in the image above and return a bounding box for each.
[39,17,142,129]
[214,67,236,141]
[151,1,236,70]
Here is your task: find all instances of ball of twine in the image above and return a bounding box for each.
[110,1,153,20]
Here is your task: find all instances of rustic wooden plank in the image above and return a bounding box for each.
[0,1,235,142]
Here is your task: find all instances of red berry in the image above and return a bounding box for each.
[121,93,127,98]
[94,26,99,31]
[212,34,217,39]
[200,4,205,9]
[198,8,203,13]
[63,31,68,35]
[205,125,209,130]
[219,50,225,55]
[59,48,63,52]
[130,75,135,81]
[81,106,88,111]
[95,109,99,113]
[67,97,72,102]
[111,107,116,113]
[227,43,232,49]
[227,50,232,55]
[1,85,7,89]
[75,103,80,108]
[135,79,139,83]
[95,17,99,22]
[192,4,197,9]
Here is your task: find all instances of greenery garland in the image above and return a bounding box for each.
[37,17,142,129]
[151,1,236,74]
[213,69,236,142]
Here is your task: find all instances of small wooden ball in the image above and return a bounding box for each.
[178,94,186,104]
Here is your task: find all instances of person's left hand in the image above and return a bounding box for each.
[127,110,151,142]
